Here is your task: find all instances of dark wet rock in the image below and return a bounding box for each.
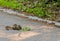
[12,24,22,30]
[5,26,12,30]
[5,24,22,30]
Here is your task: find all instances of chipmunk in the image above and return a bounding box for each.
[5,24,22,30]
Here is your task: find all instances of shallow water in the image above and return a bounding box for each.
[0,11,60,41]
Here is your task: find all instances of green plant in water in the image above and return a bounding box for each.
[20,27,31,32]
